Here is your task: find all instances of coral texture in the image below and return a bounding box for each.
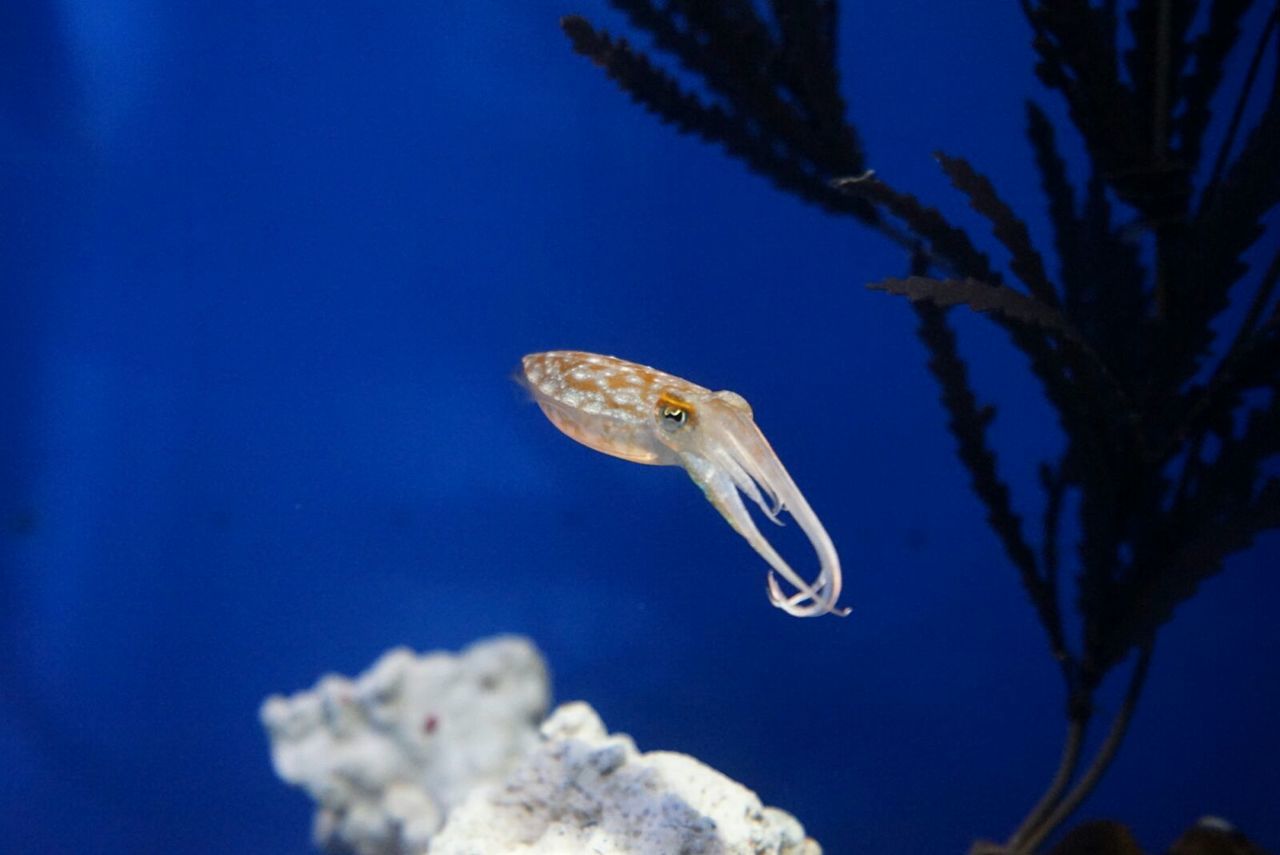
[261,637,819,854]
[433,701,819,855]
[260,636,550,854]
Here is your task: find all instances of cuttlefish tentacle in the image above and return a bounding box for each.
[680,450,841,617]
[705,391,785,520]
[681,399,846,617]
[520,350,850,618]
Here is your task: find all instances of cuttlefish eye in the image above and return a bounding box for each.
[657,393,694,432]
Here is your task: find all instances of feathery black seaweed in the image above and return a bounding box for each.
[561,8,879,224]
[914,300,1065,656]
[1168,31,1280,383]
[935,152,1061,307]
[1020,0,1197,223]
[1177,0,1252,173]
[872,276,1083,344]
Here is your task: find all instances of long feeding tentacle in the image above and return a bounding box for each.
[690,405,849,617]
[680,453,835,616]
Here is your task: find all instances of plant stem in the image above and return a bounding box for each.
[1152,0,1173,163]
[1005,714,1088,850]
[1017,645,1154,853]
[1035,461,1075,677]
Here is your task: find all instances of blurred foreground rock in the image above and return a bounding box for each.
[261,635,819,854]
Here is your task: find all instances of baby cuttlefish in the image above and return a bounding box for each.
[520,350,849,618]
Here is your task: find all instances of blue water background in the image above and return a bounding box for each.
[3,2,1278,852]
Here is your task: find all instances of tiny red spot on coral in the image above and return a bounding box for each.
[423,714,438,735]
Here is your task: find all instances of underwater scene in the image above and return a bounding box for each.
[3,1,1279,853]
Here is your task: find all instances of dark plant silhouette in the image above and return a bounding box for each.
[560,1,1279,851]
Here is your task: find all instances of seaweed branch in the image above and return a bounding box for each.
[934,152,1061,307]
[560,0,1280,849]
[913,298,1067,665]
[871,277,1084,345]
[560,10,914,252]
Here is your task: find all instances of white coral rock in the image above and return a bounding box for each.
[260,635,549,855]
[432,701,820,855]
[261,637,820,855]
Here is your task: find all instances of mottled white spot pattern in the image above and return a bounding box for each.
[522,351,709,426]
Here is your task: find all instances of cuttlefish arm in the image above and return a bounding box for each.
[679,397,848,618]
[520,351,849,618]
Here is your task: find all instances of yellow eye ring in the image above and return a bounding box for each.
[656,393,694,432]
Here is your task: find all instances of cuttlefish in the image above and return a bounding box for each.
[520,350,849,618]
